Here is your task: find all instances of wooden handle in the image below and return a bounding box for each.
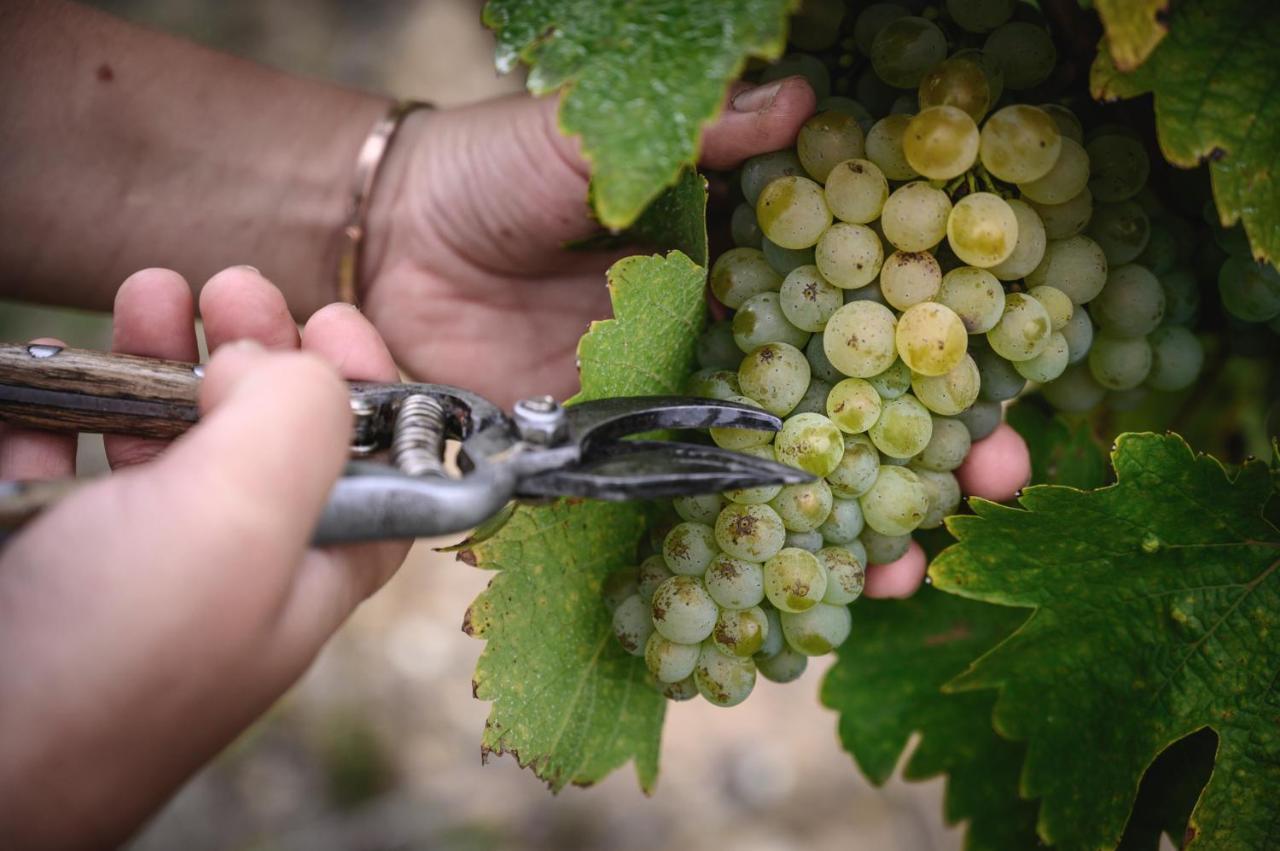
[0,343,201,439]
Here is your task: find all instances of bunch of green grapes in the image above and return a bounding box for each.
[603,0,1220,707]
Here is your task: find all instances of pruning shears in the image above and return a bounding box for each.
[0,342,809,544]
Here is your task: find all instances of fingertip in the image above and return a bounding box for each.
[956,423,1031,503]
[701,76,817,170]
[863,541,928,599]
[200,266,300,352]
[301,304,399,383]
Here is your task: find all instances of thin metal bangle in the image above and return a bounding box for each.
[337,98,434,307]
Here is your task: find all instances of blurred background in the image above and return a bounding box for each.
[4,2,962,849]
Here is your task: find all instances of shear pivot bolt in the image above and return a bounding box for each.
[514,396,566,445]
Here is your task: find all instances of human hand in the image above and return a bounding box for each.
[0,267,410,848]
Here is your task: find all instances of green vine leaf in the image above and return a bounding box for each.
[821,589,1038,851]
[1093,0,1170,71]
[1007,401,1108,490]
[931,433,1280,850]
[461,177,709,790]
[483,0,795,229]
[1089,0,1280,267]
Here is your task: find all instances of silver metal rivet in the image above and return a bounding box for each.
[27,344,62,359]
[192,364,206,379]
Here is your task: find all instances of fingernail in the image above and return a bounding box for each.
[234,265,261,275]
[732,79,787,112]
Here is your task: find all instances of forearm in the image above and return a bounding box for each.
[0,0,390,319]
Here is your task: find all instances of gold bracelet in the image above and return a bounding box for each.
[337,98,434,307]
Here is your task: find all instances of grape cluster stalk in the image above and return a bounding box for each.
[602,0,1255,708]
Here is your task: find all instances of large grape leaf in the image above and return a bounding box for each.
[460,177,709,790]
[931,433,1280,850]
[822,589,1039,851]
[1092,0,1170,71]
[1089,0,1280,267]
[482,0,794,229]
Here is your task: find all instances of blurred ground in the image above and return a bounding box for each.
[11,3,963,849]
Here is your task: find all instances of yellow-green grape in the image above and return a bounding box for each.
[1014,331,1070,383]
[859,464,929,536]
[826,433,881,498]
[818,497,864,545]
[779,265,844,332]
[871,16,947,87]
[738,341,811,416]
[853,2,910,54]
[662,521,718,576]
[763,547,828,612]
[826,378,882,434]
[917,54,992,121]
[1040,103,1084,144]
[645,632,702,683]
[1019,137,1089,205]
[757,175,833,250]
[716,502,787,561]
[1027,187,1093,240]
[651,575,719,644]
[817,546,866,604]
[880,250,943,310]
[1159,268,1200,326]
[824,158,890,225]
[1087,133,1150,203]
[983,22,1056,90]
[704,553,766,610]
[914,468,961,529]
[975,344,1027,401]
[786,529,824,552]
[763,237,817,276]
[789,0,846,51]
[694,642,757,707]
[987,291,1052,361]
[732,292,810,351]
[731,202,763,249]
[710,247,782,309]
[774,413,845,477]
[868,358,913,400]
[1026,235,1108,304]
[612,594,654,656]
[755,645,808,683]
[760,52,831,100]
[712,606,770,658]
[865,115,921,181]
[1088,333,1153,390]
[823,301,899,378]
[903,105,980,180]
[1042,362,1106,412]
[709,394,774,451]
[979,105,1062,183]
[741,150,805,206]
[797,111,867,182]
[1061,307,1094,364]
[686,367,740,401]
[1029,285,1074,331]
[938,266,1006,333]
[793,378,833,416]
[674,492,726,525]
[946,0,1014,33]
[989,199,1047,281]
[602,566,640,613]
[861,528,911,564]
[868,394,934,458]
[880,181,952,251]
[769,478,835,533]
[947,192,1019,268]
[658,675,699,701]
[815,222,884,289]
[723,445,785,505]
[1091,264,1165,337]
[1087,201,1150,266]
[915,416,971,471]
[1219,257,1280,321]
[637,554,674,604]
[781,603,852,656]
[912,354,981,415]
[896,302,969,376]
[1146,326,1204,392]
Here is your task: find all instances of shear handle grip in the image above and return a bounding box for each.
[0,343,200,439]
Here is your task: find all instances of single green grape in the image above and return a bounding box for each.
[612,594,654,656]
[1087,201,1151,266]
[826,433,882,498]
[826,378,882,434]
[779,265,844,331]
[738,341,811,416]
[979,104,1062,183]
[785,530,824,553]
[1026,235,1108,304]
[797,111,866,182]
[914,467,961,529]
[956,399,1002,440]
[662,521,718,576]
[715,502,787,562]
[947,192,1020,268]
[709,394,775,451]
[1088,332,1153,390]
[912,353,982,415]
[817,546,866,604]
[853,2,909,54]
[644,632,702,683]
[861,528,911,564]
[938,266,1005,333]
[756,175,833,250]
[704,553,766,610]
[741,150,804,206]
[815,222,884,289]
[651,576,719,644]
[915,416,972,471]
[731,202,762,249]
[694,642,757,707]
[806,332,843,383]
[774,413,845,477]
[974,344,1027,401]
[823,300,899,378]
[732,291,810,351]
[871,16,947,88]
[755,645,808,683]
[986,292,1052,362]
[1042,362,1106,412]
[673,492,725,525]
[824,158,890,225]
[1061,306,1094,364]
[946,0,1014,33]
[1026,188,1093,240]
[868,358,913,400]
[1019,137,1089,205]
[818,96,874,130]
[865,114,921,181]
[763,547,828,612]
[758,607,784,657]
[1039,103,1084,144]
[1145,326,1204,391]
[880,250,942,310]
[903,105,980,180]
[762,237,817,276]
[869,393,934,459]
[917,54,992,121]
[1013,331,1070,383]
[896,301,969,376]
[723,445,785,505]
[817,497,864,545]
[789,377,832,417]
[601,566,640,613]
[710,247,782,309]
[1090,264,1165,337]
[790,0,846,56]
[637,555,674,604]
[1087,133,1150,203]
[1218,256,1280,321]
[983,22,1056,90]
[782,603,852,655]
[696,320,740,370]
[685,367,741,401]
[989,199,1047,281]
[880,181,951,251]
[769,478,835,533]
[1029,284,1074,331]
[712,606,770,657]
